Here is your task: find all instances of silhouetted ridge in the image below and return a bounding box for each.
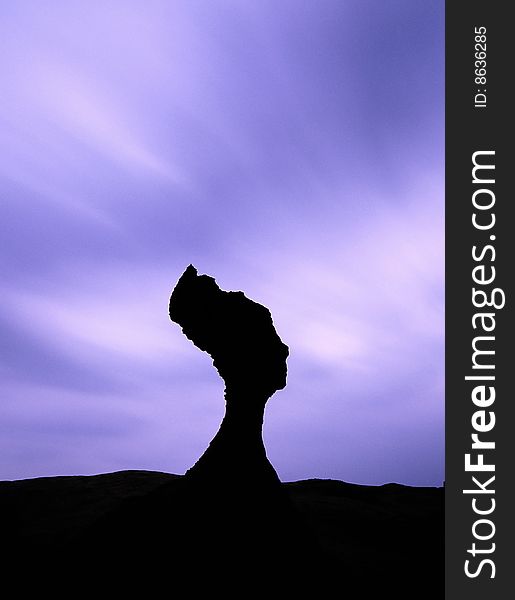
[2,470,444,596]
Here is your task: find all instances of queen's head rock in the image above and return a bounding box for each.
[170,264,289,401]
[169,265,289,481]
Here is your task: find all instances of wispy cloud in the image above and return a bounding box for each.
[0,0,443,484]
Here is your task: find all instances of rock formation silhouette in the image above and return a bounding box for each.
[33,265,316,590]
[2,265,444,596]
[163,266,315,581]
[169,264,289,484]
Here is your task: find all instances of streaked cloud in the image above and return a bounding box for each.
[0,0,443,485]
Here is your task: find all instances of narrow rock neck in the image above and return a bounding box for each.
[219,390,267,438]
[184,388,276,481]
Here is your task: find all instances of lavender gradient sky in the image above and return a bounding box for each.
[0,1,444,484]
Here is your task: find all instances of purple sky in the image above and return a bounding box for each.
[0,1,444,485]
